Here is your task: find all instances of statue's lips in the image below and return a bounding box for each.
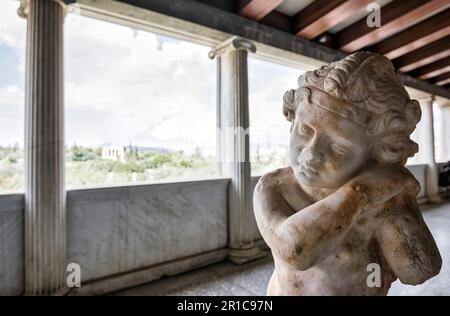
[299,164,319,177]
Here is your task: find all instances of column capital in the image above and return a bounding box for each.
[18,0,73,19]
[17,0,29,18]
[440,101,450,108]
[435,97,450,108]
[416,94,435,104]
[209,36,256,59]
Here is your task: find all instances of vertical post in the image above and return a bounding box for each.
[440,106,447,162]
[209,37,265,264]
[216,57,222,175]
[437,100,450,162]
[19,0,67,295]
[419,96,441,203]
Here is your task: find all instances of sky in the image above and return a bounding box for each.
[249,57,302,152]
[0,0,26,147]
[0,0,303,155]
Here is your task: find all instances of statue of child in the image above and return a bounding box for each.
[253,52,442,296]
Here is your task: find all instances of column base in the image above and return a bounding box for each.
[24,286,70,296]
[428,194,443,203]
[228,245,267,264]
[54,287,72,296]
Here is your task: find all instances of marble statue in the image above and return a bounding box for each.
[253,52,442,296]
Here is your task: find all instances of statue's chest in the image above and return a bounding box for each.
[343,214,379,245]
[331,215,383,265]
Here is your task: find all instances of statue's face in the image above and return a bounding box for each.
[290,90,371,188]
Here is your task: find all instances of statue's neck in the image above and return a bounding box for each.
[299,183,338,203]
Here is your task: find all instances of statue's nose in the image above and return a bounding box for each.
[302,146,324,166]
[305,136,325,162]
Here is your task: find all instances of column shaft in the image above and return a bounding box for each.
[439,103,450,162]
[211,37,265,264]
[221,48,252,248]
[24,0,66,295]
[420,96,441,203]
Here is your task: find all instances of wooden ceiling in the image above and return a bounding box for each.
[236,0,450,91]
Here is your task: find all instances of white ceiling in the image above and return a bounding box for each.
[275,0,315,17]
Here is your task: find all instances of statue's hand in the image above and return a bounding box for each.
[347,164,420,208]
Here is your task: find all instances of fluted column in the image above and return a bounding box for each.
[19,0,67,295]
[440,105,448,162]
[437,100,450,162]
[419,96,441,203]
[210,37,265,264]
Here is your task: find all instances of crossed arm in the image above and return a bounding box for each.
[254,166,442,281]
[375,194,442,285]
[253,174,365,270]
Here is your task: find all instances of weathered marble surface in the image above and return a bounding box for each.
[0,194,23,296]
[68,179,229,282]
[254,52,442,296]
[406,164,426,199]
[251,166,427,243]
[250,177,263,241]
[0,178,229,294]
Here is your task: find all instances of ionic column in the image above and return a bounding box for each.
[437,99,450,162]
[19,0,67,295]
[209,37,265,264]
[419,96,441,203]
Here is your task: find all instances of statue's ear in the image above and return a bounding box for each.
[372,135,418,164]
[283,89,297,125]
[285,109,295,123]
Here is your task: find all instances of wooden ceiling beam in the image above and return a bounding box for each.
[294,0,345,35]
[432,72,450,86]
[294,0,372,40]
[372,9,450,59]
[421,65,450,79]
[399,50,450,73]
[413,56,450,79]
[436,78,450,86]
[238,0,284,21]
[259,10,292,32]
[338,0,449,53]
[394,36,450,72]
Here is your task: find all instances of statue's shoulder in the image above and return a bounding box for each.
[255,167,293,195]
[255,167,310,211]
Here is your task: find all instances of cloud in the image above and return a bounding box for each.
[0,0,26,48]
[64,14,216,151]
[248,58,304,150]
[0,85,23,107]
[0,1,26,146]
[0,85,23,146]
[0,5,302,153]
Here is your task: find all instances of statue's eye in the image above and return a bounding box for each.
[331,144,348,155]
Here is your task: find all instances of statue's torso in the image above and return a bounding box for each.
[266,167,397,296]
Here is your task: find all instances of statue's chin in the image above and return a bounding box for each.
[294,170,342,189]
[294,170,323,187]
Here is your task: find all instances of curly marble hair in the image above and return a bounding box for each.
[283,52,421,165]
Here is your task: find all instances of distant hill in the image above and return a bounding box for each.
[134,146,171,153]
[97,143,171,153]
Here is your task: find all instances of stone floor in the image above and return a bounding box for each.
[114,201,450,296]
